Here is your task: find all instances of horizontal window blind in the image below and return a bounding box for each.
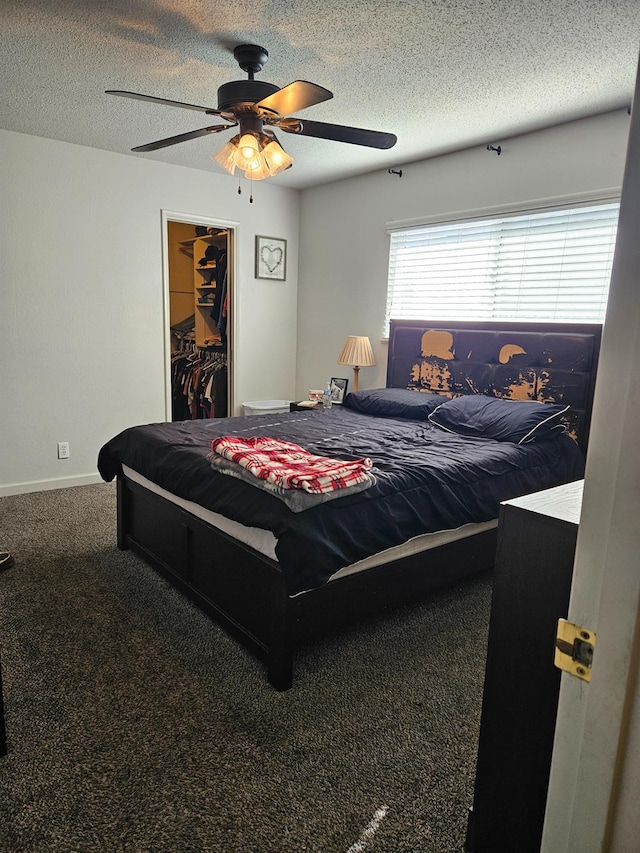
[385,201,619,336]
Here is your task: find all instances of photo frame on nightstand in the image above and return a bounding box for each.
[255,235,287,281]
[330,377,348,403]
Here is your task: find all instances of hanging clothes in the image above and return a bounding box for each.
[210,251,228,343]
[171,344,228,420]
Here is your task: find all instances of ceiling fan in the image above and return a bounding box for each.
[106,44,397,180]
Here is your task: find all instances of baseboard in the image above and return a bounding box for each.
[0,472,104,497]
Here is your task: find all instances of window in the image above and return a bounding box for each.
[385,201,619,336]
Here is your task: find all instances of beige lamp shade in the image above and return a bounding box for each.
[337,335,375,392]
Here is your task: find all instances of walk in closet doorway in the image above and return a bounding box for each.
[162,210,238,422]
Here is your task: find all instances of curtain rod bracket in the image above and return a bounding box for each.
[388,169,403,177]
[486,145,502,156]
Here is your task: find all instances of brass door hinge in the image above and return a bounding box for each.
[554,619,596,682]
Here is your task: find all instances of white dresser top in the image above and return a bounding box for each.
[502,479,584,526]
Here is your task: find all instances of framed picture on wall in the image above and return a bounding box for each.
[255,235,287,281]
[330,377,348,403]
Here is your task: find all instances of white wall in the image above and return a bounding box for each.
[296,110,630,399]
[0,129,299,495]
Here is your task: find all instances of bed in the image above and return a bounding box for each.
[98,320,601,689]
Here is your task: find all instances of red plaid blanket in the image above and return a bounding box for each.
[210,436,373,494]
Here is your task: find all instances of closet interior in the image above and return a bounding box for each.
[167,221,230,421]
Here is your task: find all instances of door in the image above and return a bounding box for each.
[162,210,237,421]
[541,55,640,850]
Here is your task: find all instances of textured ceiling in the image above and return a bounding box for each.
[1,0,639,190]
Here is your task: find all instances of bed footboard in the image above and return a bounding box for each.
[116,474,496,689]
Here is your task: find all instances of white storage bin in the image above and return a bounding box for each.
[242,399,291,416]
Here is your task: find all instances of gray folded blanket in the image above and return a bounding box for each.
[207,453,376,512]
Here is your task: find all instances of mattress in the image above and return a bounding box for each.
[122,464,498,591]
[99,405,584,595]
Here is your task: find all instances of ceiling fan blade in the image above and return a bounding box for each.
[256,81,333,116]
[132,125,233,152]
[106,90,220,115]
[278,118,397,149]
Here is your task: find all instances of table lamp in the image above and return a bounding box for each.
[337,335,375,392]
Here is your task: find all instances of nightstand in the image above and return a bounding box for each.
[289,402,323,412]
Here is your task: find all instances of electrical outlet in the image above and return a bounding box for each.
[57,441,70,459]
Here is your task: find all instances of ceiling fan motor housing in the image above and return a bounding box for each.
[217,79,280,112]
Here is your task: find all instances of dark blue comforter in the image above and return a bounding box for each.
[98,406,584,594]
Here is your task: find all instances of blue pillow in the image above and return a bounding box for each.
[344,387,442,419]
[428,394,569,444]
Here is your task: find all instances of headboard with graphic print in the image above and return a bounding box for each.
[386,320,602,451]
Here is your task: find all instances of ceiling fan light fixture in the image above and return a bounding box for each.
[244,157,272,181]
[261,134,293,175]
[234,132,261,169]
[213,130,293,181]
[211,135,239,175]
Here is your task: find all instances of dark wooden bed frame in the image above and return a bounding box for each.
[116,320,602,689]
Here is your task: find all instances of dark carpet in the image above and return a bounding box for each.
[0,483,491,852]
